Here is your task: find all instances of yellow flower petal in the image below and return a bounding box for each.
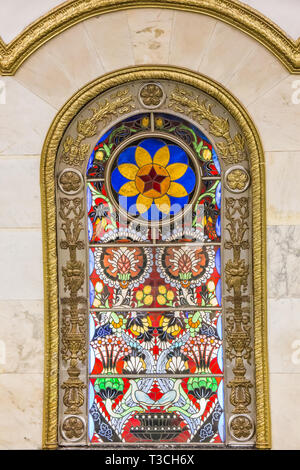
[144,295,153,306]
[153,146,170,167]
[158,285,167,294]
[157,295,166,306]
[167,182,188,197]
[167,163,188,181]
[166,290,174,301]
[143,285,152,295]
[135,147,152,168]
[155,194,171,214]
[136,290,143,301]
[136,193,153,213]
[118,163,138,180]
[119,181,139,197]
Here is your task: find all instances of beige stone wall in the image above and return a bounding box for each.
[1,8,300,450]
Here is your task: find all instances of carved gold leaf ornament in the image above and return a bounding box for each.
[62,89,135,166]
[62,135,90,168]
[0,0,300,75]
[61,416,85,441]
[226,167,250,193]
[59,197,87,420]
[229,415,254,441]
[225,259,249,291]
[58,169,83,195]
[168,87,246,164]
[139,83,164,107]
[62,260,85,293]
[61,372,86,415]
[227,169,248,190]
[41,66,270,449]
[224,197,253,418]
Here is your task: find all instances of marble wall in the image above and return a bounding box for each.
[0,8,300,450]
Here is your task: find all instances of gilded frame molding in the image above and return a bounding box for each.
[41,65,270,450]
[1,0,300,75]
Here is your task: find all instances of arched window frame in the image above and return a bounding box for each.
[41,66,270,449]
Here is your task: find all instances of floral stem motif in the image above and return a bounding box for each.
[60,198,87,418]
[169,87,246,164]
[94,378,147,418]
[193,180,219,228]
[224,198,252,416]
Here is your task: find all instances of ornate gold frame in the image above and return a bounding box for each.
[41,65,270,450]
[1,0,300,75]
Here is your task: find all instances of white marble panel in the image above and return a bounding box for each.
[0,300,43,374]
[267,226,300,299]
[248,75,300,152]
[270,373,300,449]
[0,373,43,449]
[265,151,300,225]
[127,8,174,64]
[268,298,300,374]
[0,229,43,300]
[0,0,63,43]
[169,12,216,70]
[84,11,134,72]
[14,22,105,110]
[242,0,300,40]
[227,42,288,106]
[198,21,257,85]
[0,77,56,155]
[0,156,41,228]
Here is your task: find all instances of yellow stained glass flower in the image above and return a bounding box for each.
[111,138,196,221]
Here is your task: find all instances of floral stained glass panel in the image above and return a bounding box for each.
[88,376,225,444]
[86,111,224,445]
[89,310,223,376]
[89,246,221,309]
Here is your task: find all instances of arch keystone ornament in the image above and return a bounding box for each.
[41,66,270,450]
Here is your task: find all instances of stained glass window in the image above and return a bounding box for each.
[49,75,266,450]
[86,112,224,445]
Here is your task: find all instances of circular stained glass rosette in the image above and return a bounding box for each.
[109,136,199,222]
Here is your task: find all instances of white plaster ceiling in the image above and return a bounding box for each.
[0,0,299,44]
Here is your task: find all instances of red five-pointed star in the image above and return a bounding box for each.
[138,165,167,194]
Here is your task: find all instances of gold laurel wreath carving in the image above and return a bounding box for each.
[169,87,246,164]
[41,66,270,449]
[62,89,135,166]
[0,0,300,75]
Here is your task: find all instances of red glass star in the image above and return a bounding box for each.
[138,165,167,194]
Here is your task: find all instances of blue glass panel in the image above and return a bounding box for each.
[118,146,137,166]
[216,216,221,237]
[89,280,95,307]
[111,167,130,193]
[212,147,221,174]
[138,137,165,157]
[88,218,93,242]
[168,144,189,165]
[216,248,221,274]
[174,166,196,192]
[216,182,221,209]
